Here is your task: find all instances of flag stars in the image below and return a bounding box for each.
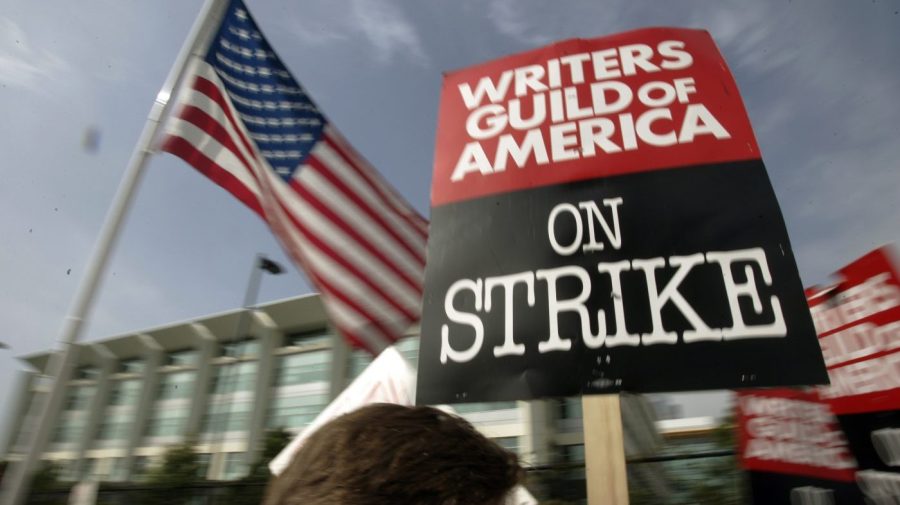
[215,52,258,76]
[228,26,250,40]
[219,39,275,62]
[235,8,248,21]
[220,39,254,60]
[228,25,261,41]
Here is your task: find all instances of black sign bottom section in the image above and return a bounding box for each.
[417,160,828,404]
[749,472,861,505]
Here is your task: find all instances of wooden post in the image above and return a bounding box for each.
[582,394,629,505]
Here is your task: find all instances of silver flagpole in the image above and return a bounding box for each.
[0,1,229,503]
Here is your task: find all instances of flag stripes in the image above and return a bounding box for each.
[160,2,425,354]
[323,133,429,236]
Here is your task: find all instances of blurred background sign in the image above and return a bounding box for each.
[738,246,900,504]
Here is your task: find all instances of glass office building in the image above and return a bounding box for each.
[0,294,663,486]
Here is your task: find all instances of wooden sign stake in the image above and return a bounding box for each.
[582,394,629,505]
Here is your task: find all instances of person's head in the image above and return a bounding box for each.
[263,403,522,505]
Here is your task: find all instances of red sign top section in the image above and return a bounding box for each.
[807,247,900,323]
[736,390,858,482]
[431,27,761,206]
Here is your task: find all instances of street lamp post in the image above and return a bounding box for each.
[231,255,284,354]
[210,254,283,480]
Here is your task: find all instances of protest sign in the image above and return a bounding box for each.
[738,247,900,504]
[739,392,900,505]
[417,27,828,404]
[807,247,900,414]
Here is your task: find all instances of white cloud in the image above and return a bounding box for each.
[486,0,553,46]
[0,17,69,90]
[692,7,798,75]
[279,16,349,47]
[349,0,428,65]
[274,0,427,65]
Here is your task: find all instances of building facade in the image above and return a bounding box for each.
[1,293,663,488]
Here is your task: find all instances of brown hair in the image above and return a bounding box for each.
[263,404,522,505]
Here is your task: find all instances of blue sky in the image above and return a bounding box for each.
[1,0,898,437]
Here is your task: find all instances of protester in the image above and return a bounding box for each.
[263,403,522,505]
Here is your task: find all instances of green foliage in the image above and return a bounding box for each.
[629,481,660,505]
[30,461,64,491]
[25,430,293,505]
[683,413,748,505]
[146,441,201,487]
[28,462,69,505]
[524,466,586,505]
[138,441,203,505]
[247,427,293,479]
[262,427,293,461]
[226,428,294,505]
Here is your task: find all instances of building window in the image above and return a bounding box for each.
[275,352,329,387]
[108,380,141,406]
[146,407,189,438]
[348,336,417,379]
[220,338,259,358]
[348,351,372,379]
[454,402,518,413]
[268,350,331,431]
[108,458,128,482]
[558,444,586,483]
[221,452,248,480]
[211,361,258,394]
[267,393,329,430]
[53,424,84,443]
[146,417,186,438]
[561,444,585,463]
[167,348,198,367]
[75,366,100,380]
[64,386,94,411]
[157,371,195,400]
[96,421,129,441]
[493,436,521,455]
[119,358,144,374]
[196,454,211,479]
[283,330,331,348]
[559,398,583,420]
[95,404,134,444]
[394,337,419,367]
[202,401,252,434]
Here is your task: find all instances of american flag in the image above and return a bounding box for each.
[160,0,427,354]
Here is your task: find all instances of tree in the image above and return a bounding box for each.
[684,413,748,505]
[30,461,64,492]
[27,461,67,505]
[140,441,202,505]
[246,427,293,479]
[146,441,201,487]
[226,428,294,505]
